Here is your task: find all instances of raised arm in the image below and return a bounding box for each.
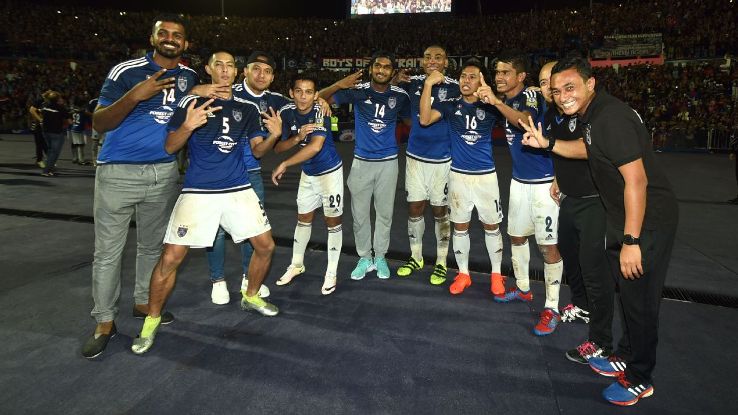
[93,69,175,133]
[250,108,282,158]
[318,70,363,105]
[519,115,587,159]
[165,99,220,154]
[419,70,444,126]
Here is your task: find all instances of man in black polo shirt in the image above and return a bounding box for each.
[520,56,678,407]
[538,61,614,364]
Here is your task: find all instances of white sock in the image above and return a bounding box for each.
[484,228,503,274]
[435,214,450,267]
[511,241,530,292]
[408,216,424,261]
[291,221,312,267]
[326,224,342,276]
[544,260,563,309]
[452,229,470,275]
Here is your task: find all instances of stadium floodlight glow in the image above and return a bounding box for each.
[57,10,61,13]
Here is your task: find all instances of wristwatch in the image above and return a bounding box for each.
[623,234,640,246]
[546,136,556,152]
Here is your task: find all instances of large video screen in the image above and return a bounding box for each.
[350,0,452,15]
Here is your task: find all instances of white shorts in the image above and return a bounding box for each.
[164,188,271,248]
[507,179,559,245]
[448,171,503,225]
[296,167,344,217]
[70,131,88,145]
[405,157,450,206]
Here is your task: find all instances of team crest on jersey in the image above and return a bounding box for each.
[568,117,577,132]
[476,108,486,120]
[512,101,520,110]
[232,109,242,122]
[438,88,448,100]
[177,226,188,238]
[388,97,397,109]
[177,76,188,92]
[525,94,538,110]
[583,124,592,145]
[259,100,268,113]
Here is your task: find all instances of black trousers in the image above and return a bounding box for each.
[606,220,677,384]
[32,127,47,162]
[558,195,614,348]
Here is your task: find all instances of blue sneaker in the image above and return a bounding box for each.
[602,375,654,406]
[493,287,533,303]
[589,355,627,377]
[533,308,561,336]
[375,257,390,279]
[351,257,375,280]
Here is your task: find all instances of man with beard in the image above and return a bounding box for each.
[82,15,214,359]
[419,59,502,296]
[394,45,460,286]
[520,56,678,406]
[132,51,278,355]
[320,51,410,280]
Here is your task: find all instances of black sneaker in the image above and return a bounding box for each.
[81,322,117,359]
[132,308,175,325]
[565,340,610,364]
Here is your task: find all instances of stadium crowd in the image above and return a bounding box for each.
[0,0,736,143]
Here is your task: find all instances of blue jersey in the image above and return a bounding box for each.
[333,82,410,161]
[167,95,263,192]
[278,103,342,176]
[70,107,85,132]
[232,81,290,171]
[97,52,199,164]
[400,75,460,163]
[434,97,500,174]
[504,89,554,183]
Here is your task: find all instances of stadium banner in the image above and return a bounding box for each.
[318,56,487,70]
[591,33,663,59]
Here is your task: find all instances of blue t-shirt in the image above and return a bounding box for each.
[70,107,85,132]
[97,52,199,164]
[433,97,500,174]
[504,89,555,183]
[232,81,290,171]
[400,74,460,163]
[278,103,342,176]
[167,95,263,192]
[333,82,410,161]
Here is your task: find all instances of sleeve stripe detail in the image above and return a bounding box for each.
[178,64,198,75]
[277,103,296,115]
[177,95,199,108]
[108,58,147,81]
[390,86,410,97]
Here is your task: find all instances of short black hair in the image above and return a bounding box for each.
[424,44,448,56]
[551,55,593,80]
[369,50,397,69]
[151,14,190,38]
[495,50,528,74]
[290,74,319,90]
[460,57,490,82]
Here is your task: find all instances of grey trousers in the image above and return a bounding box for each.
[90,162,179,323]
[346,158,398,258]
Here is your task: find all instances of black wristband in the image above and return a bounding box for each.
[546,136,556,152]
